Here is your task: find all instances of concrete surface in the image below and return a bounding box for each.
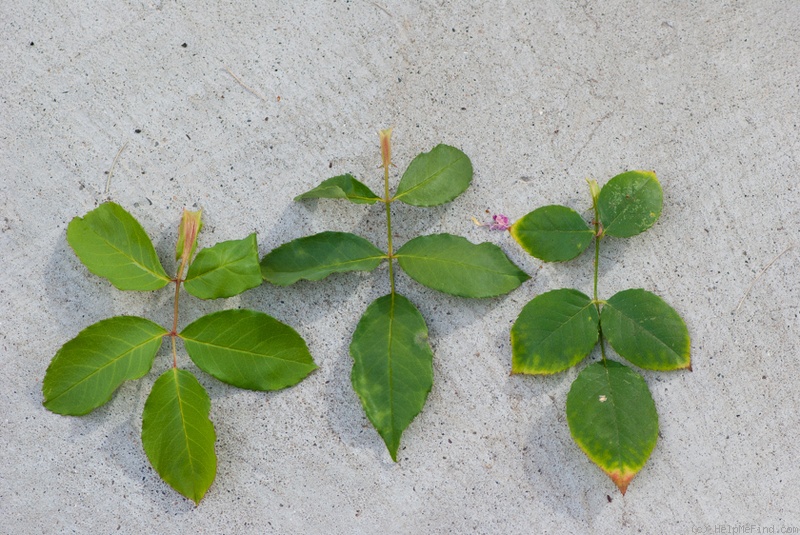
[2,1,799,533]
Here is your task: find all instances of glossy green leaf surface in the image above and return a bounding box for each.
[567,360,658,495]
[141,368,216,504]
[394,144,472,206]
[183,234,262,299]
[260,231,385,286]
[511,289,599,374]
[395,234,529,297]
[350,294,433,461]
[42,316,167,415]
[295,174,381,204]
[598,170,662,238]
[66,202,170,291]
[181,309,317,390]
[600,289,691,370]
[510,205,594,262]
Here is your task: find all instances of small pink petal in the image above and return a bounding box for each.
[490,214,510,231]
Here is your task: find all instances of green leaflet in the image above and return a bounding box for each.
[184,234,262,299]
[600,289,691,370]
[510,205,594,262]
[508,171,687,495]
[181,309,317,390]
[42,316,167,415]
[269,133,518,460]
[395,234,529,297]
[598,170,662,238]
[511,289,599,374]
[350,294,433,461]
[260,231,385,286]
[48,202,322,503]
[566,360,658,495]
[394,144,472,206]
[67,202,171,291]
[295,174,382,204]
[141,368,216,504]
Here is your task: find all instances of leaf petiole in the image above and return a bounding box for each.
[590,182,608,363]
[169,269,187,368]
[381,128,396,296]
[169,249,189,368]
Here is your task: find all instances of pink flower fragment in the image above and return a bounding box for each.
[490,214,511,230]
[472,213,511,231]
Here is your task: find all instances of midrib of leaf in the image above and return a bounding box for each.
[572,363,624,470]
[387,294,397,446]
[180,335,309,365]
[172,369,198,488]
[602,363,625,472]
[534,301,595,348]
[396,253,515,276]
[393,154,467,200]
[47,332,164,403]
[272,255,386,274]
[606,304,683,361]
[525,229,593,235]
[300,190,376,202]
[90,222,169,282]
[327,188,379,202]
[602,179,652,232]
[185,255,246,282]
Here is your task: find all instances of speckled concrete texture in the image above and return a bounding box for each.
[2,1,799,533]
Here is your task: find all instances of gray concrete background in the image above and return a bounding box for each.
[2,1,799,533]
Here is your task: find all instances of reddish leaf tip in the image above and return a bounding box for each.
[609,470,635,495]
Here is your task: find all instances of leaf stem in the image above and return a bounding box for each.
[170,334,179,369]
[384,161,396,295]
[170,255,189,368]
[591,186,607,363]
[593,235,600,302]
